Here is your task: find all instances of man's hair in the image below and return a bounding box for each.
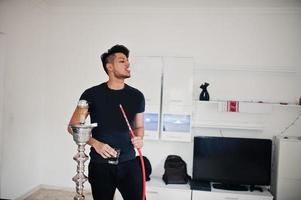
[101,45,130,74]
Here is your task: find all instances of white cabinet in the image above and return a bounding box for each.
[114,178,272,200]
[128,56,163,140]
[162,57,193,107]
[271,136,301,200]
[146,185,191,200]
[128,56,194,142]
[161,57,194,142]
[114,177,191,200]
[192,189,273,200]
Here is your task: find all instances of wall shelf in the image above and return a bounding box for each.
[195,100,301,110]
[193,100,301,131]
[192,122,264,130]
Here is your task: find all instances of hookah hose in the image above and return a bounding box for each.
[119,104,146,200]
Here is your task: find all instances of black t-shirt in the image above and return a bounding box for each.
[80,82,145,163]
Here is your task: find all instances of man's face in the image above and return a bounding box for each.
[109,53,130,79]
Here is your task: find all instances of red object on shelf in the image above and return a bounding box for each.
[227,101,239,112]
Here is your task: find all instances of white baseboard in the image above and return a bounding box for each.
[15,185,42,200]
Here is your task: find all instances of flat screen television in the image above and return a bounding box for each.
[193,136,272,191]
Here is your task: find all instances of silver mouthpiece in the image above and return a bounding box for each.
[77,100,89,124]
[77,100,89,108]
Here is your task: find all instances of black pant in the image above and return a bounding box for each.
[88,159,142,200]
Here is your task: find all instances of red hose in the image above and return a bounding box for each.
[119,104,146,200]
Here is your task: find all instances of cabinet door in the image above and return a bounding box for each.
[278,139,301,179]
[128,56,163,140]
[147,186,191,200]
[274,138,301,200]
[129,56,162,108]
[146,187,161,200]
[277,178,301,200]
[159,189,191,200]
[192,190,272,200]
[114,189,159,200]
[161,57,193,142]
[160,113,192,142]
[115,186,191,200]
[162,57,193,107]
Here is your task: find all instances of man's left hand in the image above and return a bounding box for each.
[131,136,143,149]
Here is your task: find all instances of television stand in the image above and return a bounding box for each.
[192,185,273,200]
[190,180,211,191]
[250,185,263,192]
[212,183,248,191]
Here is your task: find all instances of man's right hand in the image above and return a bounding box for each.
[88,138,117,159]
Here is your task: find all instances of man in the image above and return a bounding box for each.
[68,45,145,200]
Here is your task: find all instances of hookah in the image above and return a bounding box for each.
[69,100,97,200]
[119,104,146,200]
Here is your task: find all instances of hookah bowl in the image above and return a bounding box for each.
[69,123,97,200]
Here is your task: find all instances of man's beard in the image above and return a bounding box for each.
[114,71,131,79]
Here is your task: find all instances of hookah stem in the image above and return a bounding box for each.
[119,104,146,200]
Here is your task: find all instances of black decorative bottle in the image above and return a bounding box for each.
[199,82,210,101]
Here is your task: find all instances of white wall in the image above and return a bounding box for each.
[0,0,301,199]
[0,3,4,197]
[0,33,6,197]
[0,3,5,197]
[0,0,47,198]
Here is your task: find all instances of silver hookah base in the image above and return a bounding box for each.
[73,144,89,200]
[70,123,97,200]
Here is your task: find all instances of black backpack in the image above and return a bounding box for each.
[162,155,191,184]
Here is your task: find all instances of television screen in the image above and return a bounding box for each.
[193,136,272,189]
